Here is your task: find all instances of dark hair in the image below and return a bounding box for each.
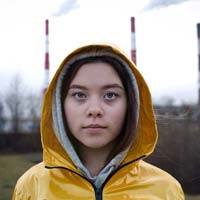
[61,56,137,162]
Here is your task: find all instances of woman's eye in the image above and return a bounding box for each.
[72,92,87,100]
[104,92,119,100]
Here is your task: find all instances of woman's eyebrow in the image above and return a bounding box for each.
[69,84,124,90]
[103,84,124,90]
[69,84,88,90]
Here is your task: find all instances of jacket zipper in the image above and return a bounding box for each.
[45,155,145,200]
[95,187,102,200]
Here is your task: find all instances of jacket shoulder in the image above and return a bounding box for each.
[140,160,185,199]
[12,162,45,199]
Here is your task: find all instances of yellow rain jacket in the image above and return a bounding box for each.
[12,44,184,200]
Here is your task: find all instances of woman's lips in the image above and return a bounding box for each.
[82,124,107,133]
[83,124,107,128]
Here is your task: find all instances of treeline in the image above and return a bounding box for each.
[0,75,41,133]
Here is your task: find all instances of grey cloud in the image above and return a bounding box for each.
[53,0,79,16]
[144,0,190,10]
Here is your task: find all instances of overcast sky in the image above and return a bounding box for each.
[0,0,199,105]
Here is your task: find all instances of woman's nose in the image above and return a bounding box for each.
[86,98,103,118]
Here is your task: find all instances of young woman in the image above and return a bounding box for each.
[12,44,185,199]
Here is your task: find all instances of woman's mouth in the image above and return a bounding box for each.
[83,124,107,128]
[82,124,107,134]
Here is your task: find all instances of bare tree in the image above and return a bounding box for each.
[5,74,26,133]
[26,92,41,132]
[161,96,175,106]
[0,99,5,132]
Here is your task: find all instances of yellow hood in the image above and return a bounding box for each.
[40,44,158,172]
[13,44,185,200]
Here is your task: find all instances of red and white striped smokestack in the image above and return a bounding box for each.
[44,19,50,93]
[131,17,137,64]
[197,23,200,106]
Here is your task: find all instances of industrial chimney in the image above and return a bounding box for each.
[131,17,137,64]
[43,19,50,94]
[197,23,200,106]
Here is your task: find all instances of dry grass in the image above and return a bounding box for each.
[0,152,42,200]
[186,195,200,200]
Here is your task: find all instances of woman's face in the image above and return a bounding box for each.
[64,62,127,151]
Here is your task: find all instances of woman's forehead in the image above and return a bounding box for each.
[69,62,123,86]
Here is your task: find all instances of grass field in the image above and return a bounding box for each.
[0,153,42,200]
[0,153,199,200]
